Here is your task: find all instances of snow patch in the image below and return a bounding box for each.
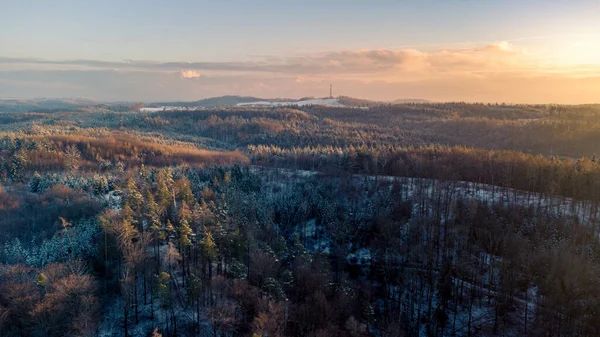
[103,191,122,210]
[347,248,371,265]
[139,106,201,112]
[237,98,344,107]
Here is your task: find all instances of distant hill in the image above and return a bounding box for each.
[0,98,97,112]
[237,97,345,108]
[150,95,269,108]
[147,95,435,109]
[336,96,384,107]
[150,95,373,109]
[0,96,434,113]
[392,98,431,104]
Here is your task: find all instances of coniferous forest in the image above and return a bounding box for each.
[1,101,600,336]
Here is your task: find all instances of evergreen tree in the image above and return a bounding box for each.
[178,202,192,224]
[164,220,175,242]
[146,191,162,265]
[29,171,42,193]
[92,174,109,195]
[176,177,195,205]
[156,171,173,213]
[125,177,143,214]
[191,202,202,229]
[202,232,218,262]
[156,272,172,310]
[178,219,193,249]
[10,149,28,182]
[145,192,161,230]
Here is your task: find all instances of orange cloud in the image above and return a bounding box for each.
[2,43,599,103]
[180,70,200,78]
[299,42,529,77]
[5,43,595,79]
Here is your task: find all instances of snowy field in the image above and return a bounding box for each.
[139,106,202,112]
[236,98,344,107]
[138,98,345,111]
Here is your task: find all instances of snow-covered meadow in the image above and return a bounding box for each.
[236,98,344,107]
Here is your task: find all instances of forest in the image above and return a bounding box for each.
[1,100,600,336]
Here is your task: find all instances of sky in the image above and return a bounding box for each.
[1,0,599,103]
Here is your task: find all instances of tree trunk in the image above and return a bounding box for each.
[143,269,147,305]
[134,276,139,324]
[124,300,129,337]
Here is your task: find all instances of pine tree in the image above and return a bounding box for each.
[117,213,138,250]
[262,277,286,301]
[10,149,28,182]
[146,191,162,266]
[176,178,195,205]
[125,177,143,215]
[156,172,172,213]
[192,202,202,229]
[145,192,161,231]
[280,269,294,290]
[178,202,192,224]
[202,232,218,268]
[121,204,134,222]
[156,272,172,311]
[164,220,175,242]
[92,174,109,195]
[29,171,42,193]
[139,164,150,182]
[178,219,193,249]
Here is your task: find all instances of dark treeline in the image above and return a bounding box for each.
[250,144,600,202]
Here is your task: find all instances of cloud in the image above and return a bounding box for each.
[295,76,323,84]
[0,42,591,79]
[180,70,201,78]
[1,43,599,103]
[0,43,533,76]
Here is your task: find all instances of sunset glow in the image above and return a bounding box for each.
[1,0,599,103]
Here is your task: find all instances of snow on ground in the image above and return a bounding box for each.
[347,248,371,265]
[251,166,583,336]
[138,98,344,111]
[250,166,318,178]
[237,98,345,107]
[139,98,344,111]
[253,166,600,272]
[97,295,213,337]
[99,242,214,337]
[257,166,599,225]
[139,106,202,112]
[103,191,122,211]
[295,219,331,255]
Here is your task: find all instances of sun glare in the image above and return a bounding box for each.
[543,33,600,68]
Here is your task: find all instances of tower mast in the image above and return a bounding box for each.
[330,84,332,99]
